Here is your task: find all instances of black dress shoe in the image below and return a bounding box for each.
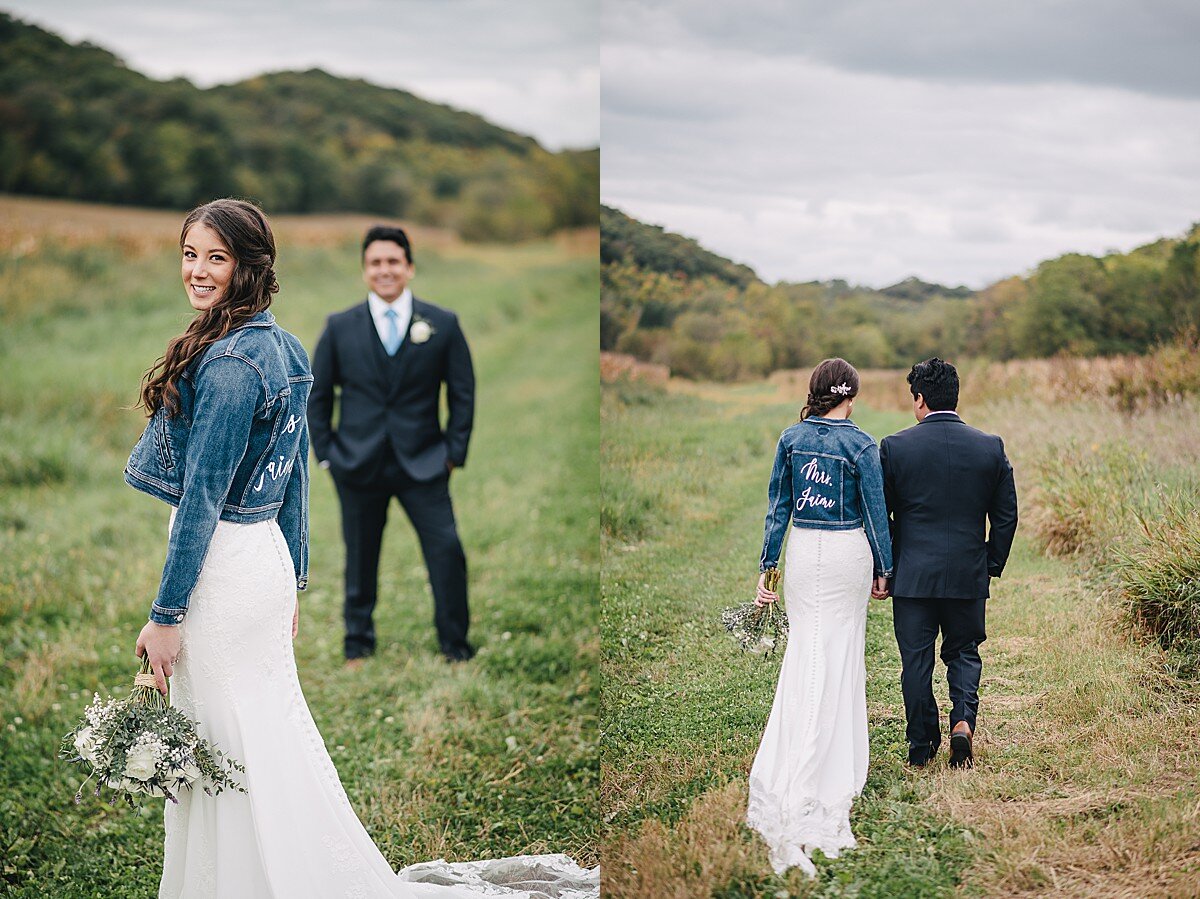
[441,642,476,663]
[949,729,974,769]
[907,741,938,767]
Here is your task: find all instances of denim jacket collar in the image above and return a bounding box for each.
[242,310,276,329]
[804,416,857,426]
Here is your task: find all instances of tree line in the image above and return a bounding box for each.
[0,14,597,242]
[601,205,1200,380]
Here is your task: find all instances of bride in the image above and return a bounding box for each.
[747,358,893,876]
[126,199,598,898]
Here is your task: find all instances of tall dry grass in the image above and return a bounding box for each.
[785,338,1200,417]
[1115,498,1200,675]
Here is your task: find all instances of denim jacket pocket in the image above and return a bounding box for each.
[153,407,175,471]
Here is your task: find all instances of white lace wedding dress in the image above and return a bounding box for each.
[746,527,872,876]
[160,515,598,899]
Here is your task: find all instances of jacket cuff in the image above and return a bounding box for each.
[148,605,185,626]
[297,576,308,591]
[875,569,894,579]
[760,562,779,573]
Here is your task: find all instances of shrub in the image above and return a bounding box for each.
[1032,441,1152,558]
[1115,495,1200,674]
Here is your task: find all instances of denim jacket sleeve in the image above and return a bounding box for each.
[277,417,309,591]
[759,435,793,572]
[853,442,894,578]
[149,355,262,626]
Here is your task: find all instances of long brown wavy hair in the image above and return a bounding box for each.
[139,199,279,416]
[801,358,861,419]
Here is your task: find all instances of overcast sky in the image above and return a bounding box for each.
[603,0,1200,288]
[2,0,598,151]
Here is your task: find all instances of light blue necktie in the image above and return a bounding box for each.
[382,307,402,356]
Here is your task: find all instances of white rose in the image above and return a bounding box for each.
[123,744,158,781]
[74,727,99,763]
[409,320,434,344]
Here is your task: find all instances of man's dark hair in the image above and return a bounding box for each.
[361,225,413,264]
[907,357,959,411]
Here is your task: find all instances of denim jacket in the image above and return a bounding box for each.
[759,416,893,578]
[125,311,313,625]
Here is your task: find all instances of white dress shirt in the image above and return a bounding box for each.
[923,410,961,419]
[367,289,413,350]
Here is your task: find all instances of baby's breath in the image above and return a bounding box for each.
[721,570,788,656]
[720,601,789,656]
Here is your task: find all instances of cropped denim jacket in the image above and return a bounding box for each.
[759,416,893,578]
[125,311,313,625]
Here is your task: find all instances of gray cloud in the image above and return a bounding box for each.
[602,4,1200,287]
[2,0,598,150]
[608,0,1200,99]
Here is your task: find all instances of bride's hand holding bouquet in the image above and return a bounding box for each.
[135,621,181,695]
[756,568,781,607]
[721,568,788,656]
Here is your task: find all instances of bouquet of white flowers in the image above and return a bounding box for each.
[720,568,788,656]
[60,655,245,806]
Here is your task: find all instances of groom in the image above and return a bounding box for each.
[878,358,1018,768]
[308,225,476,664]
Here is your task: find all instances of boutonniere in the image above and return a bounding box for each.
[409,318,435,345]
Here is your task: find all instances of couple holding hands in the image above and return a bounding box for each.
[748,356,1019,876]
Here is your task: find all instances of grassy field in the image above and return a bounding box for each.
[0,197,599,895]
[600,374,1200,898]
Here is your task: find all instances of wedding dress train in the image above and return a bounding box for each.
[746,527,872,876]
[160,515,598,899]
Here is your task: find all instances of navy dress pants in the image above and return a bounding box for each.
[334,451,469,659]
[892,595,986,751]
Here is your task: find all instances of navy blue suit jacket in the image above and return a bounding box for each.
[880,414,1017,599]
[308,297,474,484]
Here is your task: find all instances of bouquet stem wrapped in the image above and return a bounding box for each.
[61,654,245,806]
[721,568,789,655]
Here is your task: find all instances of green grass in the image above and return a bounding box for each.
[601,381,1200,897]
[0,211,598,895]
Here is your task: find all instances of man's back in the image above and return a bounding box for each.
[880,415,1017,599]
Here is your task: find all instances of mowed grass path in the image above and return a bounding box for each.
[0,201,598,896]
[601,379,1200,898]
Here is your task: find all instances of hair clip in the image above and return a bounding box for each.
[830,383,853,396]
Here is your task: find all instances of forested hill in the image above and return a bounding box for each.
[602,204,1200,379]
[0,13,597,240]
[601,205,757,288]
[600,205,969,299]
